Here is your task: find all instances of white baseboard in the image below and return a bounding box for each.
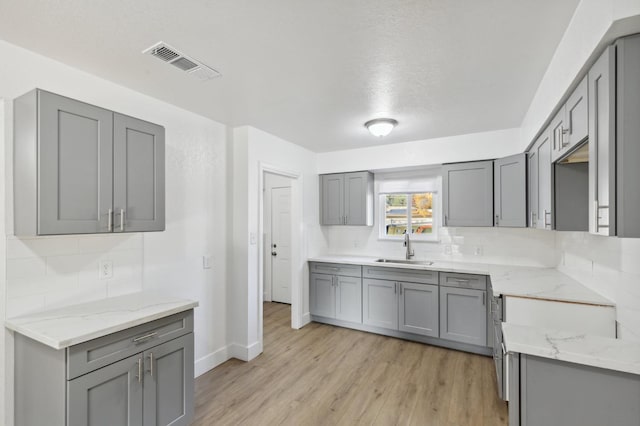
[194,345,231,377]
[228,341,263,362]
[301,312,311,327]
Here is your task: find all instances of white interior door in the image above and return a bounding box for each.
[271,186,292,304]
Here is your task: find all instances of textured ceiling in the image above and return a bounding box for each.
[0,0,580,152]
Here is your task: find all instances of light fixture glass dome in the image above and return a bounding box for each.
[365,118,398,137]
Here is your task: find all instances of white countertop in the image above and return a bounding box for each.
[308,255,614,306]
[5,292,198,350]
[502,323,640,375]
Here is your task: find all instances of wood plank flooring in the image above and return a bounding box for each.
[193,302,508,426]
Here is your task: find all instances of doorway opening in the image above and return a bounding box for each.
[263,172,293,304]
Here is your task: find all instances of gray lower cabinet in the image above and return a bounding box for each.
[13,89,165,235]
[309,263,362,323]
[362,278,399,330]
[508,353,640,426]
[15,310,194,426]
[494,153,527,227]
[439,273,487,346]
[320,171,373,226]
[398,281,439,337]
[442,160,494,227]
[362,269,439,338]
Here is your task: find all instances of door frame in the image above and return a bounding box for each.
[258,163,303,346]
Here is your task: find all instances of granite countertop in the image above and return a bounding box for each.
[308,255,614,306]
[5,292,198,350]
[502,323,640,375]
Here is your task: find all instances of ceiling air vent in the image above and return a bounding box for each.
[142,41,221,81]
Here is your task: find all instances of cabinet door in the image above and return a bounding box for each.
[535,129,553,230]
[68,353,143,426]
[494,153,526,227]
[566,76,589,149]
[113,113,165,232]
[38,90,113,235]
[527,148,538,228]
[440,286,487,346]
[398,282,438,337]
[143,334,194,426]
[442,160,494,227]
[344,172,373,226]
[336,275,362,323]
[310,273,336,318]
[550,106,567,162]
[320,174,344,225]
[589,46,616,236]
[362,279,398,330]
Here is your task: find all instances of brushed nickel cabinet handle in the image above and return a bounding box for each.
[133,331,158,343]
[399,283,403,295]
[148,352,154,377]
[120,209,125,231]
[137,357,143,383]
[544,209,551,228]
[108,208,113,231]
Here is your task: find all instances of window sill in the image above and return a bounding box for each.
[377,236,441,244]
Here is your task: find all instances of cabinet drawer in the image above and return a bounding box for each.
[67,310,193,380]
[310,262,361,278]
[440,272,487,291]
[362,266,438,285]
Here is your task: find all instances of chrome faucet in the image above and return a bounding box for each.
[404,232,415,260]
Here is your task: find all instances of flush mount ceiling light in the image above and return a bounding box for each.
[365,118,398,137]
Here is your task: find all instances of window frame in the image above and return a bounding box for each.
[378,191,439,242]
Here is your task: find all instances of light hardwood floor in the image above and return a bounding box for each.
[194,302,508,426]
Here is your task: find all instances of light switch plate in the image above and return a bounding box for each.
[203,255,212,269]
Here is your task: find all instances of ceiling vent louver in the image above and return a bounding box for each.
[142,41,221,81]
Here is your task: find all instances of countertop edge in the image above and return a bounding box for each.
[6,300,199,350]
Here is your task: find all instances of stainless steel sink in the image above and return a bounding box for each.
[375,258,434,266]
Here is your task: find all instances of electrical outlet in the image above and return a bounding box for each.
[99,260,113,280]
[353,240,359,248]
[444,244,452,255]
[474,246,483,256]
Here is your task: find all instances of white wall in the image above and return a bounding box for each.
[520,0,640,150]
[317,128,521,174]
[229,126,324,360]
[0,40,229,424]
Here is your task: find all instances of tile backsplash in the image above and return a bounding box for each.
[323,226,558,267]
[556,232,640,341]
[5,233,143,318]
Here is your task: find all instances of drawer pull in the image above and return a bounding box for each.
[133,331,158,343]
[454,278,471,283]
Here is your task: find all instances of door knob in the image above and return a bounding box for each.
[272,244,277,248]
[271,251,277,256]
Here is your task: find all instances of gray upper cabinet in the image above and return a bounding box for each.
[114,113,165,233]
[398,282,439,337]
[13,89,165,236]
[551,77,588,162]
[588,46,616,236]
[614,35,640,237]
[528,128,553,230]
[320,174,344,225]
[442,160,494,227]
[320,171,373,226]
[494,153,526,227]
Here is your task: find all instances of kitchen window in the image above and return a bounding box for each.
[376,168,441,242]
[381,192,437,240]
